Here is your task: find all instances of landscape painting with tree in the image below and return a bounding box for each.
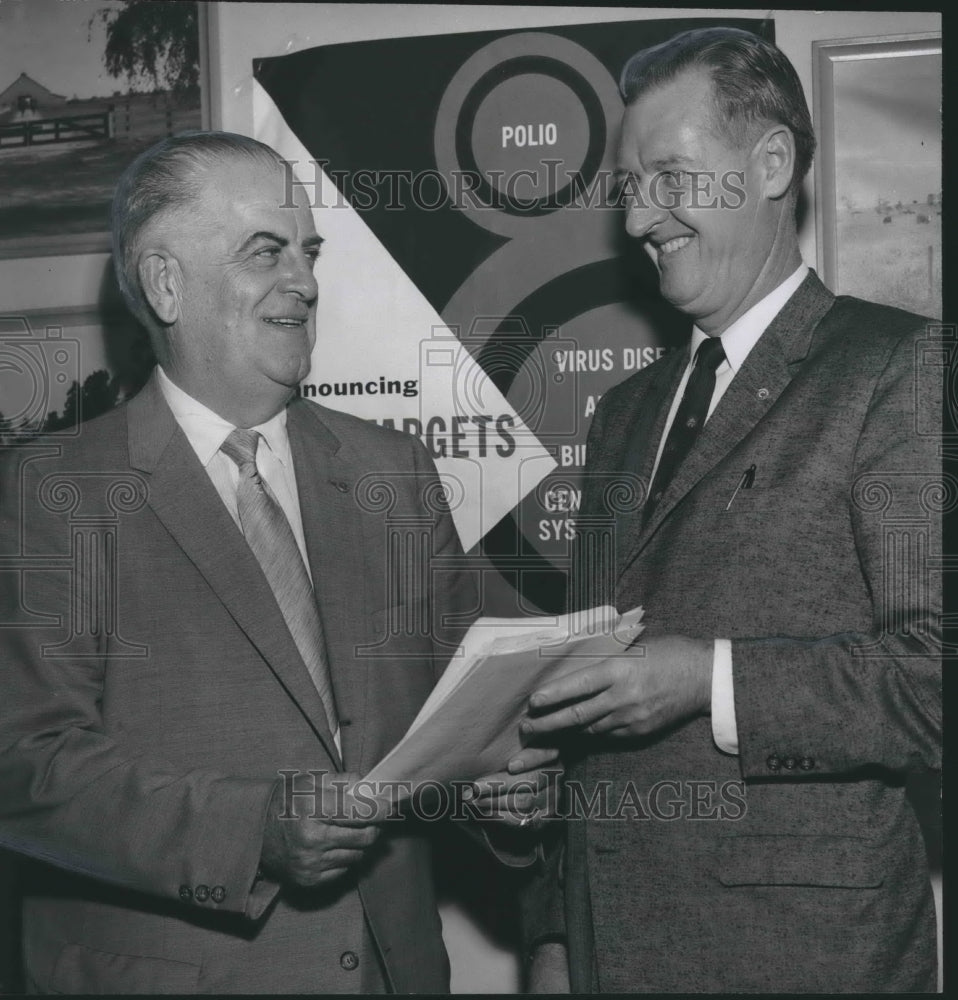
[0,0,202,258]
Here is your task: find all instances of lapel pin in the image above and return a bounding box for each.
[757,388,770,400]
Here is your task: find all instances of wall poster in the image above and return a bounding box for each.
[252,15,771,613]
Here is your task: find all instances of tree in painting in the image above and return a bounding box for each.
[91,0,199,94]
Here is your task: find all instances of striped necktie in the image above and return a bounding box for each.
[220,428,339,738]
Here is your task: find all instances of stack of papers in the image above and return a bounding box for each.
[364,605,644,791]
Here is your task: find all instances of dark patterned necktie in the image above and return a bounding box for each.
[220,428,338,736]
[642,336,726,527]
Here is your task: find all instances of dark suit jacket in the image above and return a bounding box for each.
[527,273,942,992]
[0,372,478,993]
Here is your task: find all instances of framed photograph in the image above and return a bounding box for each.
[813,33,942,318]
[0,0,208,260]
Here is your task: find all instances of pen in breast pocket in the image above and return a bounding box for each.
[725,464,756,510]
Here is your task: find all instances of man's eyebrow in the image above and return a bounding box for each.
[237,231,287,253]
[648,155,697,171]
[237,231,325,252]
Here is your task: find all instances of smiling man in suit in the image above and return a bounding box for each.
[521,28,942,993]
[0,131,551,993]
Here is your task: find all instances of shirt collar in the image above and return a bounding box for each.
[156,365,291,468]
[690,264,809,372]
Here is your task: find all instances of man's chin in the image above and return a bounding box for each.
[657,276,696,313]
[273,357,313,390]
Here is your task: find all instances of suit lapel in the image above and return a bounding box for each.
[618,272,835,573]
[612,348,687,566]
[127,374,341,763]
[288,402,369,772]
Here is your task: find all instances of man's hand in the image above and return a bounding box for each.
[259,772,385,887]
[471,746,562,829]
[521,635,713,740]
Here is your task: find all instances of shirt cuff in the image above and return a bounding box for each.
[710,638,739,755]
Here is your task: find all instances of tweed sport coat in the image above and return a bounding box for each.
[0,372,478,993]
[528,271,941,992]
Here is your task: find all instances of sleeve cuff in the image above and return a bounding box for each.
[710,638,739,755]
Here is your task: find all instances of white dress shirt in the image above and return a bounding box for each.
[649,265,809,754]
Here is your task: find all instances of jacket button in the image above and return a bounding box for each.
[194,884,210,903]
[340,951,359,971]
[799,756,816,771]
[210,885,226,904]
[178,885,193,902]
[782,756,797,770]
[766,754,781,771]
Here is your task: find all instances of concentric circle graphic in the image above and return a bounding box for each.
[434,32,623,237]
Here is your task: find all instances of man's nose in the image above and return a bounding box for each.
[281,253,319,302]
[624,197,669,240]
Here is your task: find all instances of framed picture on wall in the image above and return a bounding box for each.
[0,0,209,260]
[813,33,942,319]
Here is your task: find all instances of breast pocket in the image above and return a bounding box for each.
[721,477,790,515]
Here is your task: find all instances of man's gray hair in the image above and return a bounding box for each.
[111,131,285,326]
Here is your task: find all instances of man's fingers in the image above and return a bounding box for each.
[507,745,560,774]
[504,792,545,812]
[312,821,381,849]
[321,806,390,826]
[521,694,614,735]
[289,851,363,887]
[336,823,381,848]
[313,867,351,885]
[474,788,546,826]
[529,664,613,711]
[581,713,630,735]
[313,774,392,825]
[320,847,371,870]
[298,864,352,888]
[473,763,560,797]
[472,771,544,797]
[287,832,381,885]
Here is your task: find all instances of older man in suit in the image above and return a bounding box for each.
[0,131,550,993]
[521,28,942,992]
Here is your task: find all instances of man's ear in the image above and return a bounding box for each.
[756,125,796,200]
[138,251,183,325]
